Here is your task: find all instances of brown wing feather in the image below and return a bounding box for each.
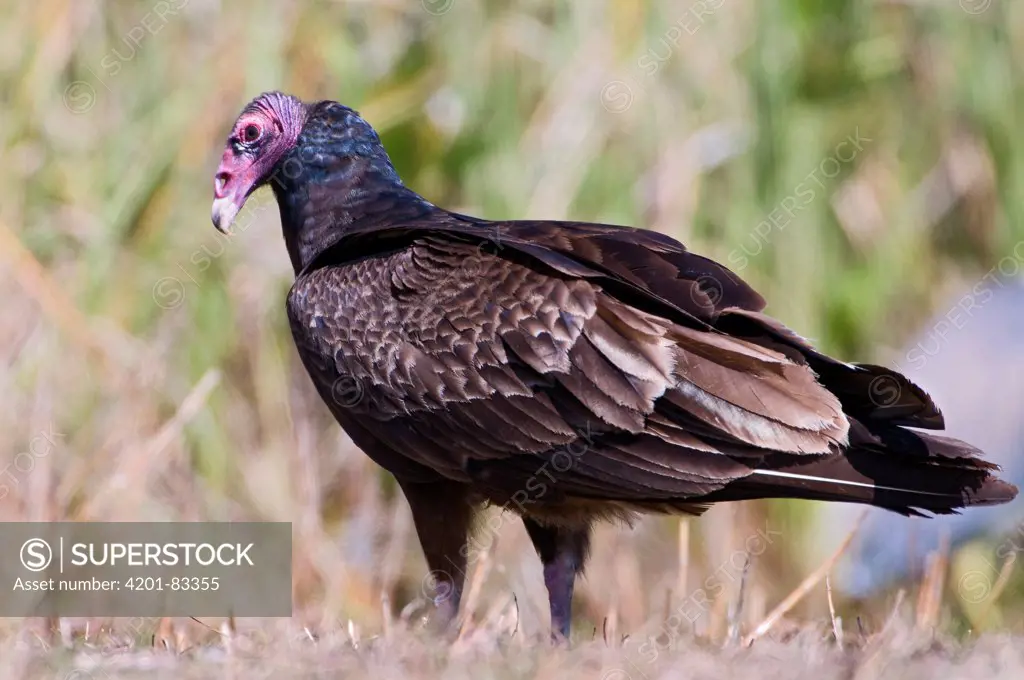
[288,235,848,503]
[288,210,1013,515]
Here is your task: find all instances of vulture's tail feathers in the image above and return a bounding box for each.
[696,427,1017,516]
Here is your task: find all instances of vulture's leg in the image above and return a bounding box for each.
[523,518,592,643]
[399,479,475,631]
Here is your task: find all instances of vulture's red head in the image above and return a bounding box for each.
[212,92,307,233]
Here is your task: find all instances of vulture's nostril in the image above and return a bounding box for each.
[215,172,231,195]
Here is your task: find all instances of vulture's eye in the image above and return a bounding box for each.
[241,124,262,143]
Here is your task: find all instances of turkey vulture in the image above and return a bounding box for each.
[211,92,1016,640]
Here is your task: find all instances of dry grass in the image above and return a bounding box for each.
[4,615,1024,680]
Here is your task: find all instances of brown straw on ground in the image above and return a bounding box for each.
[743,509,866,646]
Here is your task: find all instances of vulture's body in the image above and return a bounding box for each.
[212,93,1016,640]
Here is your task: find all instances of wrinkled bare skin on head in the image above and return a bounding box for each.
[212,92,306,233]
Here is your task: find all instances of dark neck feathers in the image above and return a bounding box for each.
[268,102,433,274]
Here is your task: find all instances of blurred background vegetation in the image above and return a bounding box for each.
[1,0,1023,651]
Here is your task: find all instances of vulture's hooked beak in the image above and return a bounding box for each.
[211,198,238,235]
[211,148,259,235]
